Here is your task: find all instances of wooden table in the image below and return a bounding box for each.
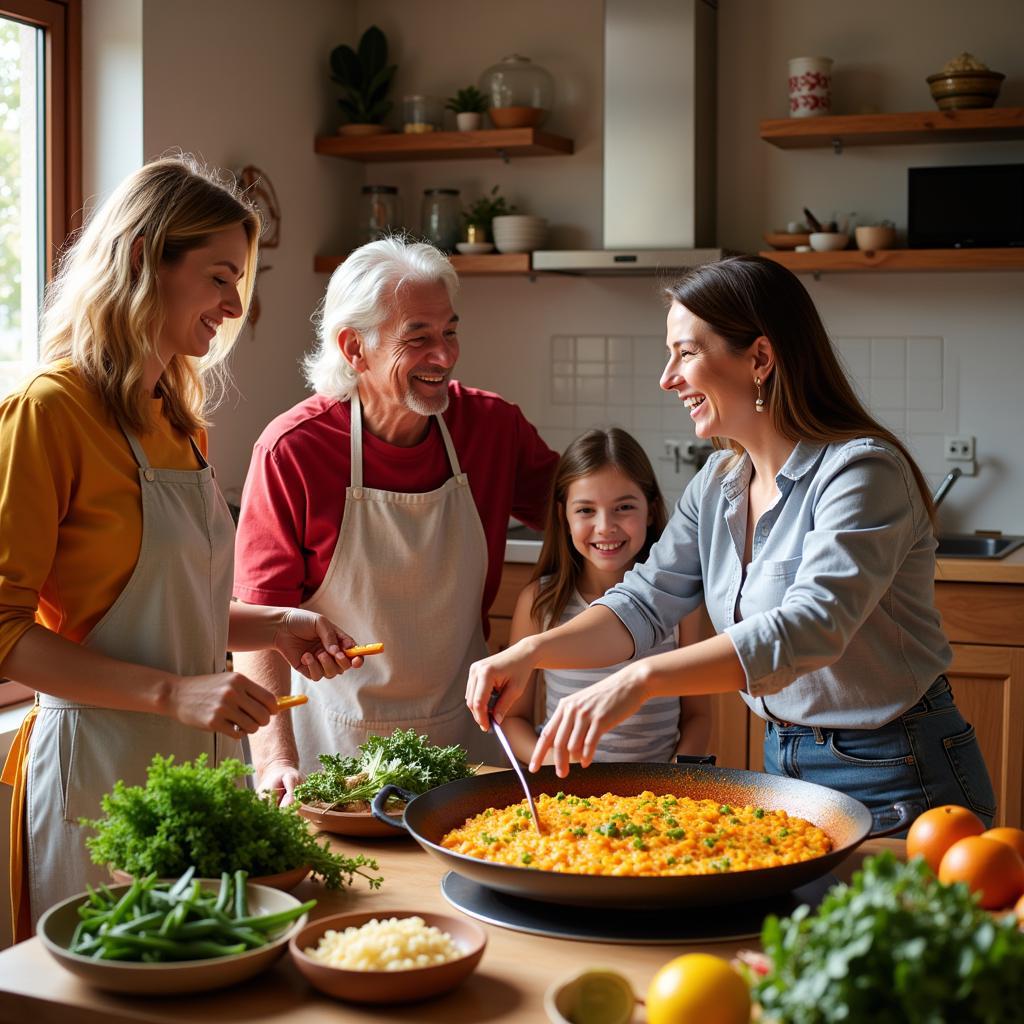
[0,826,903,1024]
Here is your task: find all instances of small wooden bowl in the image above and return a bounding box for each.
[489,105,546,129]
[763,231,811,250]
[298,802,407,838]
[289,909,486,1003]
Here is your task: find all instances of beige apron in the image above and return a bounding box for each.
[291,389,499,770]
[23,423,240,929]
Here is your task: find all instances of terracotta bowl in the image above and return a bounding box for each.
[289,909,486,1004]
[926,70,1004,110]
[854,225,897,251]
[337,123,391,136]
[38,881,309,995]
[488,105,546,129]
[298,802,406,839]
[110,863,312,892]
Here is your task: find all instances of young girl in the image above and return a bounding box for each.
[502,428,711,765]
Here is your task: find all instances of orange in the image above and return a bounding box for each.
[938,835,1024,910]
[646,953,751,1024]
[981,826,1024,862]
[905,804,985,874]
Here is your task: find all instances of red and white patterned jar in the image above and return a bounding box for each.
[788,56,833,118]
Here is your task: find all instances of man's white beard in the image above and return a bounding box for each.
[403,382,450,417]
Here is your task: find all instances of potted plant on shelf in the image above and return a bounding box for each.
[445,85,489,131]
[330,25,396,136]
[457,186,515,251]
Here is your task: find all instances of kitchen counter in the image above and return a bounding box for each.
[0,819,902,1024]
[935,546,1024,584]
[506,524,1024,583]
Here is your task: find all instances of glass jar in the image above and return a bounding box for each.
[403,95,444,133]
[479,54,554,128]
[360,185,400,243]
[420,189,461,253]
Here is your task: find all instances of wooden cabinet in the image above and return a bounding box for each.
[936,582,1024,827]
[488,562,534,654]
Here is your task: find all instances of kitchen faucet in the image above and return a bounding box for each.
[932,466,963,509]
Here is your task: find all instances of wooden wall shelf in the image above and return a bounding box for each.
[760,248,1024,273]
[314,253,534,276]
[759,107,1024,150]
[314,128,574,162]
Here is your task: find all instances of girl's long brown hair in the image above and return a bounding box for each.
[665,255,936,522]
[531,428,668,629]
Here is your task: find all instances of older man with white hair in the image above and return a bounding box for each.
[233,239,558,800]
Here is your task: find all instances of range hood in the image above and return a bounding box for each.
[532,0,723,274]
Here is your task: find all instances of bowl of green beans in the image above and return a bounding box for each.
[37,867,315,995]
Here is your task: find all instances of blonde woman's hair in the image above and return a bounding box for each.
[664,255,936,524]
[305,236,459,400]
[41,155,261,435]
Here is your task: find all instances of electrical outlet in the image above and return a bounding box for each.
[944,435,975,461]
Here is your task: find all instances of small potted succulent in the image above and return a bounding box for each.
[330,25,396,136]
[445,85,489,131]
[461,185,514,245]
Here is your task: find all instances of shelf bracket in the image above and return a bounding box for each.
[496,148,511,165]
[812,271,823,282]
[831,138,843,155]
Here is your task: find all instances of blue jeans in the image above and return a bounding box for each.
[763,677,996,835]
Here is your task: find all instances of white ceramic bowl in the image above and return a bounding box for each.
[809,231,849,252]
[492,215,548,253]
[38,880,309,995]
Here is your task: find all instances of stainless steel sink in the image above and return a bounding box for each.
[935,534,1024,559]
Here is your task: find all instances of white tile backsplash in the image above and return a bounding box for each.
[537,332,958,508]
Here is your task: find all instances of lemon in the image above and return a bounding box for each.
[550,968,637,1024]
[646,953,751,1024]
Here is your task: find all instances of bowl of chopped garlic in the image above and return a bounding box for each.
[927,52,1004,109]
[289,909,487,1003]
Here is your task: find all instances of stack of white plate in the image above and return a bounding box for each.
[492,215,548,254]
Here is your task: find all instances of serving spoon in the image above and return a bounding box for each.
[488,703,545,834]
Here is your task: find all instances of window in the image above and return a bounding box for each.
[0,0,79,398]
[0,0,78,706]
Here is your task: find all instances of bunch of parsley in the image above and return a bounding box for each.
[755,852,1024,1023]
[81,754,382,890]
[293,728,475,808]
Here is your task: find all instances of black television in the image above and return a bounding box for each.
[907,164,1024,248]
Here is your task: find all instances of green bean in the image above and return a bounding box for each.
[168,866,195,898]
[214,872,232,913]
[233,899,316,932]
[233,870,247,918]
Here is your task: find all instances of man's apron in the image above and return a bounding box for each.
[290,389,499,770]
[2,423,240,936]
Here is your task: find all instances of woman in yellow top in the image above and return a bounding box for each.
[0,157,365,939]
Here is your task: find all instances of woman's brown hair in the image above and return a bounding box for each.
[531,428,668,630]
[664,255,936,522]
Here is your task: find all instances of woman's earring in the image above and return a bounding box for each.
[754,377,765,413]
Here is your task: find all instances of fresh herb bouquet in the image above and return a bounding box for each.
[754,852,1024,1023]
[81,754,382,890]
[293,728,475,809]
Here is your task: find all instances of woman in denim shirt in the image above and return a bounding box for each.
[467,255,995,832]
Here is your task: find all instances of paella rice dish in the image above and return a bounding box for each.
[440,791,832,876]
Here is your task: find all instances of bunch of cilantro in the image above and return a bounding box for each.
[293,728,475,808]
[755,852,1024,1023]
[81,754,382,890]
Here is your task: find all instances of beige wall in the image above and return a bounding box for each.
[76,0,1024,518]
[139,0,362,502]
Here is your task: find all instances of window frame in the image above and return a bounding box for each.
[0,0,80,707]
